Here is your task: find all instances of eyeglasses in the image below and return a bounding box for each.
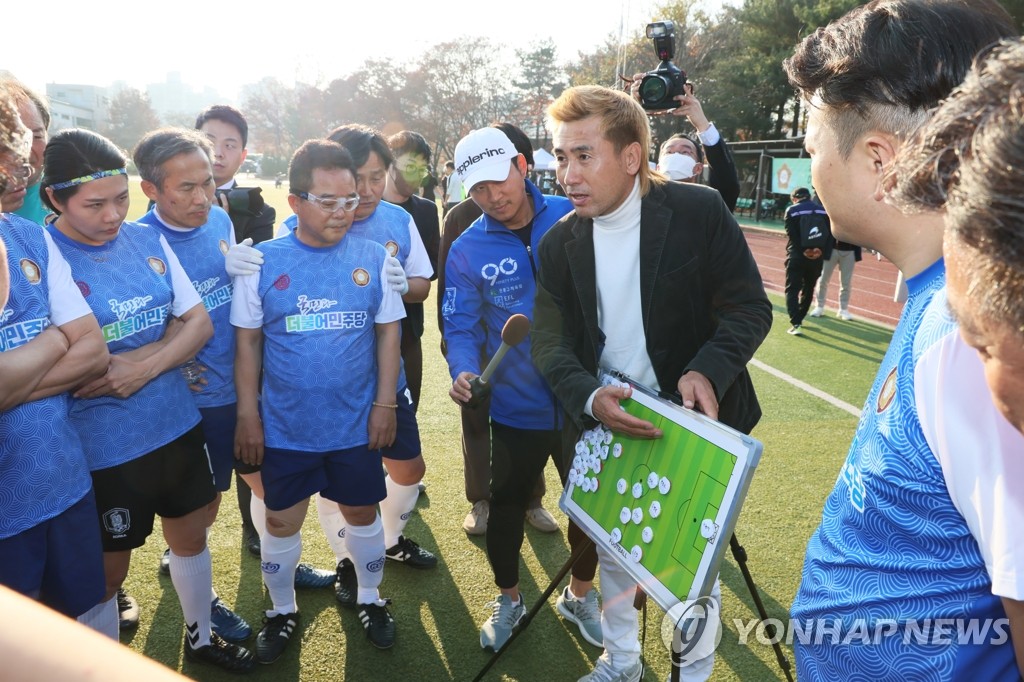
[396,162,429,180]
[295,191,360,213]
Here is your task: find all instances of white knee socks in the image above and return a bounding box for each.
[77,594,118,640]
[379,476,419,548]
[315,493,350,563]
[261,531,301,616]
[346,514,385,605]
[170,548,213,649]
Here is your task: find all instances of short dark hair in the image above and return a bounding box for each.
[289,139,355,195]
[659,133,703,163]
[387,130,431,162]
[791,187,811,200]
[444,161,455,170]
[784,0,1017,157]
[891,38,1024,333]
[327,124,393,169]
[133,128,213,189]
[491,123,534,167]
[195,105,248,148]
[41,129,127,212]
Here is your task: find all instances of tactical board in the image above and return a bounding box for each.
[560,373,762,614]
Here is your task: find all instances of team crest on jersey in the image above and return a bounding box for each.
[876,366,898,413]
[218,240,229,255]
[384,241,399,257]
[76,281,91,297]
[103,508,131,537]
[147,256,167,275]
[352,268,370,286]
[19,258,40,284]
[442,287,456,318]
[274,274,291,291]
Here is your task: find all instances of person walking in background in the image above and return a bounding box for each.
[783,187,830,336]
[810,233,861,321]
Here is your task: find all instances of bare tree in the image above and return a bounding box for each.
[103,88,161,154]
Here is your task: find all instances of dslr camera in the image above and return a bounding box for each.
[216,186,265,218]
[637,21,688,111]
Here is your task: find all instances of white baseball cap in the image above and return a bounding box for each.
[454,128,518,191]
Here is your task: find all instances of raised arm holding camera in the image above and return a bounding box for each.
[628,21,740,211]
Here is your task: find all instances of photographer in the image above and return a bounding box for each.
[195,105,276,245]
[629,79,740,211]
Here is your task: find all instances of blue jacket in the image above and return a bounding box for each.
[442,181,571,430]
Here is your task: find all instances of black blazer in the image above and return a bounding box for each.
[703,138,740,212]
[531,180,771,435]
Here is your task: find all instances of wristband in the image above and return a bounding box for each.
[372,401,398,409]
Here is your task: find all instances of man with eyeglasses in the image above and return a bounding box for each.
[1,78,49,224]
[232,139,405,659]
[234,124,436,638]
[382,130,440,411]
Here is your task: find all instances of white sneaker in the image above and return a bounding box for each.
[525,506,559,533]
[479,593,525,652]
[578,658,642,682]
[463,500,488,536]
[809,306,824,318]
[838,309,853,321]
[787,325,803,336]
[557,586,603,646]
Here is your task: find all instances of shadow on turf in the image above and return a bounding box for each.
[716,558,793,681]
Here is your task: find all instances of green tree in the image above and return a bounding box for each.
[514,39,567,147]
[103,88,161,154]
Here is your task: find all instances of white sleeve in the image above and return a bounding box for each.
[402,215,434,279]
[229,273,263,329]
[159,235,202,316]
[915,329,1024,600]
[697,122,721,147]
[374,260,407,324]
[43,231,92,326]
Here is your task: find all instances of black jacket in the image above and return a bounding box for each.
[703,138,740,212]
[531,181,771,436]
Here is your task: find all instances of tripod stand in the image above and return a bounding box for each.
[472,532,792,682]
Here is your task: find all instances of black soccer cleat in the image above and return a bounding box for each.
[334,558,358,607]
[385,535,438,569]
[358,600,396,650]
[255,612,300,665]
[184,631,255,673]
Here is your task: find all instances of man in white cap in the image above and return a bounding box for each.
[443,127,603,652]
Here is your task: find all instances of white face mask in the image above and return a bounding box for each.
[658,153,697,181]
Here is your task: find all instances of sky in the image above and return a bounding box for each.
[3,0,720,101]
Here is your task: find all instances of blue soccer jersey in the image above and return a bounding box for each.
[792,259,1023,680]
[46,222,203,471]
[0,215,93,539]
[137,207,236,408]
[230,230,404,451]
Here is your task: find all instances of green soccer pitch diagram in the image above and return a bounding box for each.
[560,373,762,614]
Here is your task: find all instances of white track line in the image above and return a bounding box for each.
[749,358,863,418]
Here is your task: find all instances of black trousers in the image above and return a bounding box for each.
[486,420,598,590]
[785,256,824,326]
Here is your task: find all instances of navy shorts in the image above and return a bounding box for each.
[0,489,105,617]
[261,444,387,511]
[90,425,217,552]
[199,403,259,491]
[382,388,421,461]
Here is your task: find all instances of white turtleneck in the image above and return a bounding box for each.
[584,177,659,418]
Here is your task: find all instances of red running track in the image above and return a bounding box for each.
[740,226,905,328]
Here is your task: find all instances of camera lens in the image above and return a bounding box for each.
[640,76,668,105]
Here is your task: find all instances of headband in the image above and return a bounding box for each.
[48,168,128,191]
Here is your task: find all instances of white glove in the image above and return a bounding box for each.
[385,256,409,295]
[225,238,264,276]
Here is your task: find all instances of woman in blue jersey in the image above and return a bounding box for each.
[40,129,254,672]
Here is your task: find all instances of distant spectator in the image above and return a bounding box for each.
[810,234,862,321]
[783,187,831,335]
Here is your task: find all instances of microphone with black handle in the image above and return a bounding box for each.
[465,313,531,409]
